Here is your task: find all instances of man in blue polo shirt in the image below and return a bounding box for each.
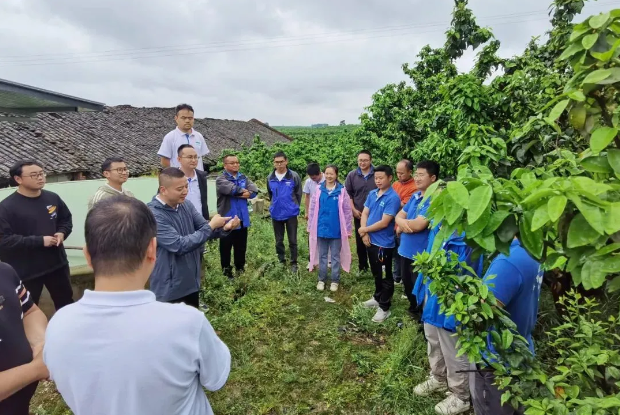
[395,160,439,319]
[471,238,542,415]
[358,165,401,323]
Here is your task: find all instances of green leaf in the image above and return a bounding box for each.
[581,259,608,290]
[547,195,567,222]
[502,330,514,349]
[571,176,612,195]
[570,25,590,42]
[590,126,618,154]
[464,205,491,239]
[559,42,585,60]
[594,243,620,257]
[568,90,586,102]
[447,181,469,208]
[605,202,620,234]
[467,185,493,225]
[589,12,610,29]
[519,211,544,259]
[474,233,496,252]
[422,180,441,204]
[608,276,620,293]
[569,103,587,129]
[531,203,550,231]
[567,213,601,248]
[602,256,620,273]
[497,215,519,243]
[481,302,493,319]
[582,68,611,84]
[569,195,605,234]
[548,99,569,121]
[596,67,620,85]
[575,405,593,415]
[483,210,511,236]
[582,33,599,49]
[445,195,464,225]
[608,148,620,174]
[581,156,613,173]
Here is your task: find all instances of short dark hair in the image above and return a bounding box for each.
[101,157,125,173]
[222,154,237,163]
[175,103,194,115]
[9,159,43,186]
[159,167,185,186]
[399,159,414,171]
[85,196,156,276]
[306,163,320,176]
[273,151,287,160]
[374,165,393,177]
[416,160,440,179]
[177,144,195,156]
[324,164,339,176]
[357,150,372,159]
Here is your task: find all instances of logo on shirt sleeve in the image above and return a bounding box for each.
[47,205,57,219]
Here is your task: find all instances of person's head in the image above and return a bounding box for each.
[357,150,372,171]
[324,164,339,184]
[374,165,393,190]
[415,160,440,191]
[174,103,195,132]
[222,154,240,174]
[101,157,129,186]
[84,196,157,283]
[177,144,198,171]
[273,151,288,173]
[396,159,414,183]
[158,167,188,206]
[306,163,321,182]
[9,160,46,190]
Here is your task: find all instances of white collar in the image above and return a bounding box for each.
[176,127,194,137]
[156,195,178,210]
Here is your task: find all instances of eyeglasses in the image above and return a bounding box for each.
[106,168,129,174]
[23,171,46,179]
[273,160,286,165]
[181,156,199,160]
[358,159,371,163]
[225,161,240,165]
[414,173,428,179]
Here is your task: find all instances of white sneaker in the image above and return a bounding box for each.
[372,308,391,323]
[434,394,470,415]
[330,283,339,292]
[413,375,448,396]
[317,281,325,291]
[362,298,380,309]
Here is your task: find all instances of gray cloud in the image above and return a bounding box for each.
[0,0,617,125]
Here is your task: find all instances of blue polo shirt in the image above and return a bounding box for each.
[363,187,400,248]
[484,239,543,354]
[398,191,431,259]
[317,183,342,239]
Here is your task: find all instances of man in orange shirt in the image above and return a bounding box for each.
[392,160,417,284]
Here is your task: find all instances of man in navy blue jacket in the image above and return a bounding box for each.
[267,151,302,273]
[216,154,258,279]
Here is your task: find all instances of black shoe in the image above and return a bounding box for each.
[407,309,421,321]
[291,264,298,274]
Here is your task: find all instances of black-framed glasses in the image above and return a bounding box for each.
[23,171,46,179]
[106,168,129,174]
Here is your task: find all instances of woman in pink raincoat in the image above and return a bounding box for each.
[307,165,353,292]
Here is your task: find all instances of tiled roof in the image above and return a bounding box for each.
[0,105,291,185]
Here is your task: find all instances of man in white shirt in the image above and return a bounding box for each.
[158,103,210,171]
[88,157,134,210]
[44,196,230,415]
[177,144,210,220]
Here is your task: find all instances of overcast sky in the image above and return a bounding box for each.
[0,0,617,126]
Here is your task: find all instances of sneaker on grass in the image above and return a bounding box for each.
[362,298,379,308]
[413,375,448,396]
[371,308,390,323]
[317,281,325,291]
[434,394,470,415]
[330,282,339,292]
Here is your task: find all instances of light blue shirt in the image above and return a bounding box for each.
[44,290,230,415]
[186,171,202,215]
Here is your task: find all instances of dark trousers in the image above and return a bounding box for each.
[24,265,73,311]
[354,218,370,271]
[219,227,248,277]
[401,256,422,315]
[472,369,523,415]
[169,291,199,309]
[367,245,394,311]
[272,217,298,264]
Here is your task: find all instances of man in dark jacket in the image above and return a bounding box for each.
[177,144,210,220]
[0,160,74,310]
[267,151,302,273]
[147,168,239,308]
[345,150,377,274]
[216,154,258,279]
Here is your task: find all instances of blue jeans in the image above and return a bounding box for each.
[318,237,342,283]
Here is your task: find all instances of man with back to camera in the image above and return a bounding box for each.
[345,150,377,275]
[216,154,258,279]
[148,168,239,308]
[43,196,232,415]
[177,144,210,220]
[88,157,134,210]
[0,160,74,310]
[267,151,303,274]
[158,103,210,170]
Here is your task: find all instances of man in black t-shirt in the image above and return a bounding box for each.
[0,160,74,310]
[0,262,49,415]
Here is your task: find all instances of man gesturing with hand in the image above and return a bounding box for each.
[0,160,74,311]
[148,168,239,308]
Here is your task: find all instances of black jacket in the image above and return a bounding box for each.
[196,169,210,220]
